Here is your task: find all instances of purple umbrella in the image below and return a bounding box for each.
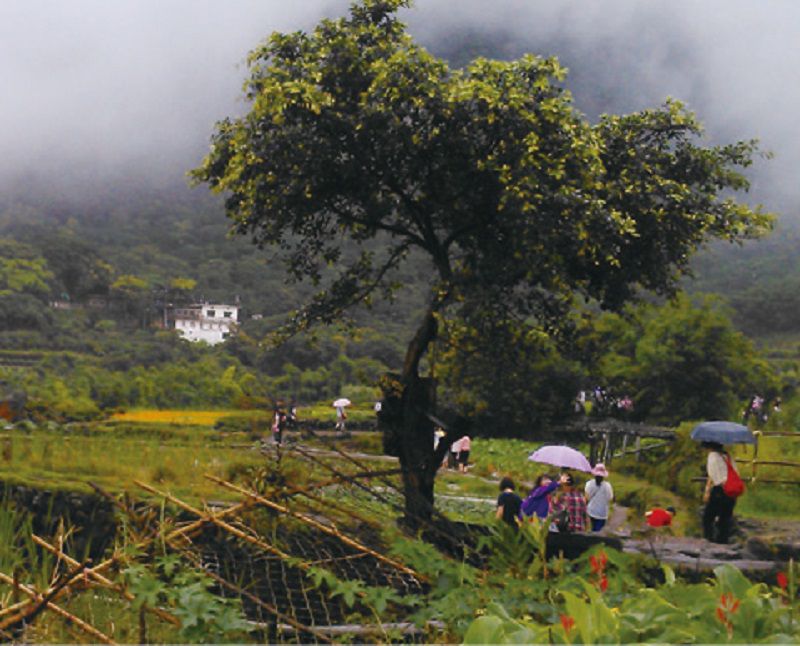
[528,445,592,473]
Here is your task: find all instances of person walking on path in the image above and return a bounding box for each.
[335,404,348,436]
[585,463,614,532]
[272,404,287,445]
[448,436,461,470]
[560,473,589,532]
[458,435,471,473]
[496,477,523,527]
[702,441,739,544]
[522,473,568,520]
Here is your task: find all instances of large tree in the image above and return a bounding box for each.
[193,0,772,524]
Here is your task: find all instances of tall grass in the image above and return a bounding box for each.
[0,493,56,599]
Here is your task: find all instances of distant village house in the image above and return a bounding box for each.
[169,302,239,345]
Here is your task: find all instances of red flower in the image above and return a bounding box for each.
[719,593,740,613]
[599,575,609,592]
[716,607,727,623]
[560,614,575,634]
[777,572,789,590]
[590,551,608,574]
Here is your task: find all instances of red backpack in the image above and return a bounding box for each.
[722,454,745,498]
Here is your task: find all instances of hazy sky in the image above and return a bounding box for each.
[1,0,798,214]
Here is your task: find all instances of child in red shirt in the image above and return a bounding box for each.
[645,506,676,527]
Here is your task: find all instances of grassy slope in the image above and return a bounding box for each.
[2,412,797,530]
[0,420,264,501]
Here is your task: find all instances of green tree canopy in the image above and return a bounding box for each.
[193,0,773,522]
[0,239,53,298]
[579,295,778,424]
[36,231,113,300]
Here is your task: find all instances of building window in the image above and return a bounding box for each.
[223,311,232,318]
[222,332,229,339]
[207,310,216,317]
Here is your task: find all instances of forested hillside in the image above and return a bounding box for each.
[0,152,791,435]
[1,20,798,433]
[0,186,431,418]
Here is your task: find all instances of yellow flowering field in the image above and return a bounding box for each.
[110,409,239,426]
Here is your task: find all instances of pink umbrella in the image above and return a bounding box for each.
[528,445,592,473]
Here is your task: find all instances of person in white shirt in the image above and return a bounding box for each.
[702,441,737,543]
[585,463,614,532]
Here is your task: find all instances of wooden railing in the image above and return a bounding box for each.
[741,430,800,486]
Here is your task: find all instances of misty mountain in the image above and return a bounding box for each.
[2,2,798,341]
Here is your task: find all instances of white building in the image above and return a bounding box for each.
[172,303,238,345]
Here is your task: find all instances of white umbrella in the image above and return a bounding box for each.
[332,398,351,408]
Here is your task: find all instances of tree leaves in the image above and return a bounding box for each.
[194,0,772,352]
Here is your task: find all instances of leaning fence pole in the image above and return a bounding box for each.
[299,433,477,533]
[293,487,384,530]
[31,534,181,628]
[0,560,88,634]
[205,474,423,580]
[164,466,406,544]
[132,480,297,563]
[164,500,254,542]
[289,445,406,513]
[85,486,330,643]
[0,571,115,644]
[289,443,471,549]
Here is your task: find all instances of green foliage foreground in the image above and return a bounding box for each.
[463,553,799,644]
[305,519,799,643]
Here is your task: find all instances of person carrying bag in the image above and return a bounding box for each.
[702,441,741,544]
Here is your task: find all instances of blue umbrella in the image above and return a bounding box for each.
[690,421,756,445]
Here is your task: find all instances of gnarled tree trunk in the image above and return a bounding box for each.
[379,306,441,528]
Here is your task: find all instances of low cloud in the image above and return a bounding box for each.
[1,0,797,214]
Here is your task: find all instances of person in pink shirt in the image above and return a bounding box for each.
[458,435,471,473]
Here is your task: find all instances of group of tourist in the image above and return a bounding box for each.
[495,442,744,545]
[496,464,614,533]
[742,394,781,425]
[573,387,634,418]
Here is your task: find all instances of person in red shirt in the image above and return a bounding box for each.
[645,506,676,527]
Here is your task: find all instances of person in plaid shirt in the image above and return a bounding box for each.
[550,472,588,532]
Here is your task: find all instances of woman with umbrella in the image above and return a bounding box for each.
[333,398,350,436]
[521,472,568,521]
[691,421,752,544]
[701,441,739,543]
[523,445,591,525]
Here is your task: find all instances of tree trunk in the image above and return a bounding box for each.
[398,374,437,527]
[379,306,440,528]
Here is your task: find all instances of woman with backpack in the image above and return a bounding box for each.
[702,441,743,544]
